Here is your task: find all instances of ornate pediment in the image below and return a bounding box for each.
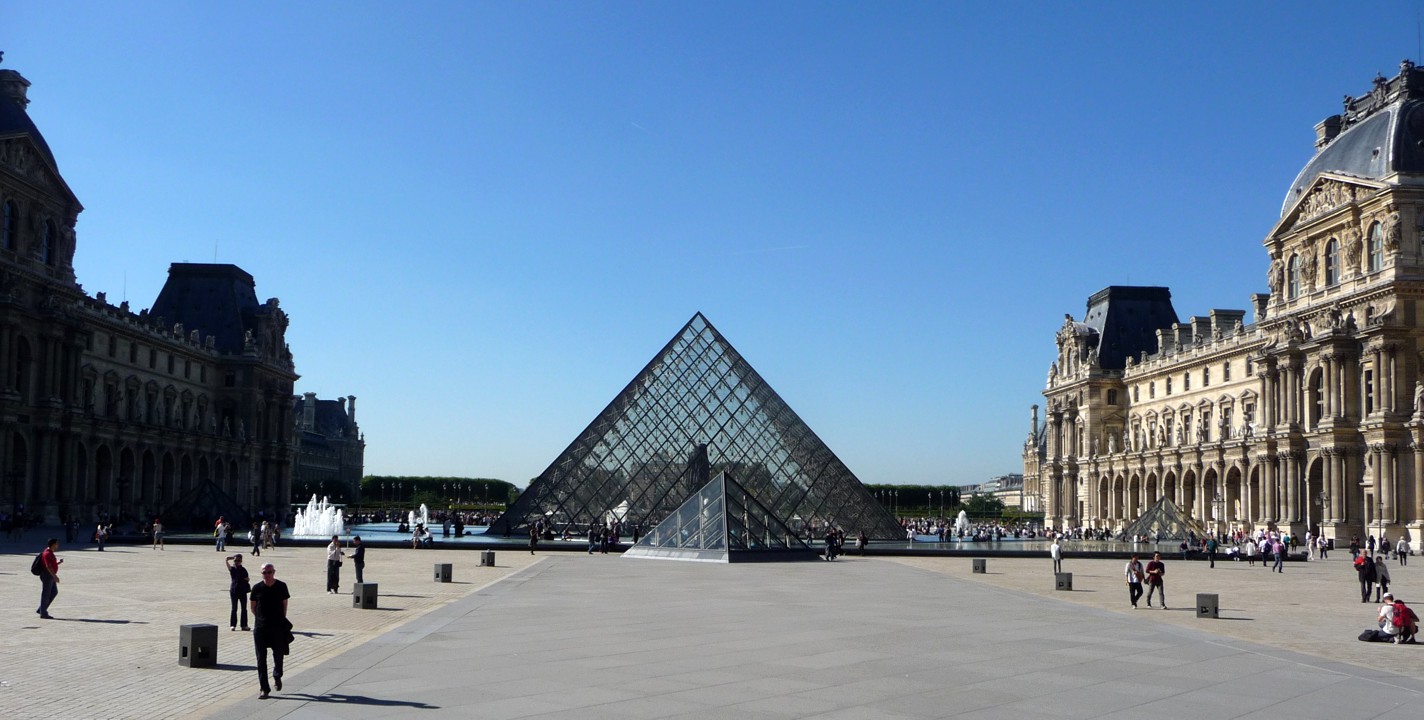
[0,137,79,209]
[1273,174,1385,237]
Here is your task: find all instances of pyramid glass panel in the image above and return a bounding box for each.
[491,314,902,540]
[1121,497,1208,541]
[624,472,818,562]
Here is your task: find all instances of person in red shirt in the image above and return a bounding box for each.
[1144,551,1167,610]
[37,538,61,619]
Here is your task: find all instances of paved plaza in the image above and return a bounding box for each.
[5,536,1424,719]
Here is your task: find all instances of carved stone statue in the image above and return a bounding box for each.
[1107,432,1117,454]
[1268,258,1284,295]
[1345,226,1363,272]
[1384,211,1402,251]
[1301,251,1318,285]
[1414,380,1424,416]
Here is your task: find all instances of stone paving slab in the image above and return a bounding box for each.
[208,553,1424,720]
[0,534,535,720]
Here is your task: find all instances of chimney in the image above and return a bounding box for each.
[347,395,357,424]
[302,392,316,430]
[1315,115,1342,149]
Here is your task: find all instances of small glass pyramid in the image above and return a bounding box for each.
[1120,496,1208,541]
[624,471,819,562]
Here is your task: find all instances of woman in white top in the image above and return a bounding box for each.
[326,535,344,594]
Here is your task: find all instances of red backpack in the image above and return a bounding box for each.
[1392,601,1417,628]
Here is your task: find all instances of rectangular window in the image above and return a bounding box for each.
[1223,361,1231,381]
[167,355,175,374]
[1184,372,1191,391]
[225,372,236,388]
[129,343,138,364]
[108,335,116,357]
[149,348,156,369]
[184,360,191,379]
[1107,389,1118,405]
[1365,370,1375,415]
[1203,367,1210,387]
[201,366,207,383]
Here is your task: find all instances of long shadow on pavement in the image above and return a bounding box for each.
[279,693,437,709]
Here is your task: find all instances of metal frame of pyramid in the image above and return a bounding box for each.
[157,479,251,533]
[1120,496,1208,541]
[490,313,903,540]
[624,471,820,562]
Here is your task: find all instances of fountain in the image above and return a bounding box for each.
[293,495,346,537]
[408,503,430,529]
[954,510,971,538]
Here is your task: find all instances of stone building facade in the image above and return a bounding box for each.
[291,393,364,504]
[0,57,299,527]
[1025,61,1424,543]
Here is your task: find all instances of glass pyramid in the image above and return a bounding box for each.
[490,313,903,541]
[1120,496,1208,541]
[624,471,820,562]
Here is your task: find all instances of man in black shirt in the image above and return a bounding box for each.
[249,562,291,699]
[351,535,366,584]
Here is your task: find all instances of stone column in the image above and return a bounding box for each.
[1414,440,1424,530]
[1384,445,1398,525]
[1323,448,1337,524]
[1263,456,1277,523]
[1284,452,1299,524]
[1387,347,1398,414]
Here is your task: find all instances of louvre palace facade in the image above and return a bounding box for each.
[1025,61,1424,542]
[0,57,329,527]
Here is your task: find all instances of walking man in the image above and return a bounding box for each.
[1125,554,1145,609]
[250,563,291,699]
[1206,537,1218,568]
[1272,538,1285,573]
[1399,537,1410,566]
[37,538,61,619]
[1144,551,1167,610]
[1050,537,1063,574]
[351,536,365,584]
[1357,553,1377,603]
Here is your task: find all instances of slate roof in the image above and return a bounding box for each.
[1081,286,1178,370]
[148,263,262,354]
[0,70,57,170]
[1282,62,1424,216]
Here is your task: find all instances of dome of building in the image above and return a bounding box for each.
[1282,60,1424,217]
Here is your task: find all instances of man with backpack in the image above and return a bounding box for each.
[33,538,62,619]
[1373,593,1419,644]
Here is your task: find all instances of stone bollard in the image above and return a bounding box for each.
[1054,572,1073,591]
[434,563,452,583]
[972,558,987,574]
[480,550,496,567]
[1196,593,1219,618]
[352,582,378,609]
[179,623,218,668]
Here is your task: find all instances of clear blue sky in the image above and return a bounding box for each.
[7,2,1423,488]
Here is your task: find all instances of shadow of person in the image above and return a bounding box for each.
[283,693,438,709]
[55,618,146,624]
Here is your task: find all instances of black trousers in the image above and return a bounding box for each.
[254,634,283,693]
[229,587,248,628]
[326,560,341,592]
[1361,580,1374,602]
[1128,582,1143,607]
[354,559,365,584]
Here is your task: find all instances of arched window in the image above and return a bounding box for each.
[1369,222,1384,273]
[0,200,14,250]
[1287,253,1301,298]
[1325,238,1339,286]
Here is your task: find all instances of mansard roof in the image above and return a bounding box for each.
[148,263,264,354]
[0,73,57,171]
[1081,286,1178,370]
[1282,60,1424,217]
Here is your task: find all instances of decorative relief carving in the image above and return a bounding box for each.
[1297,179,1361,223]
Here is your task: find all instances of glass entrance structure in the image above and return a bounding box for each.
[624,471,819,562]
[490,313,903,540]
